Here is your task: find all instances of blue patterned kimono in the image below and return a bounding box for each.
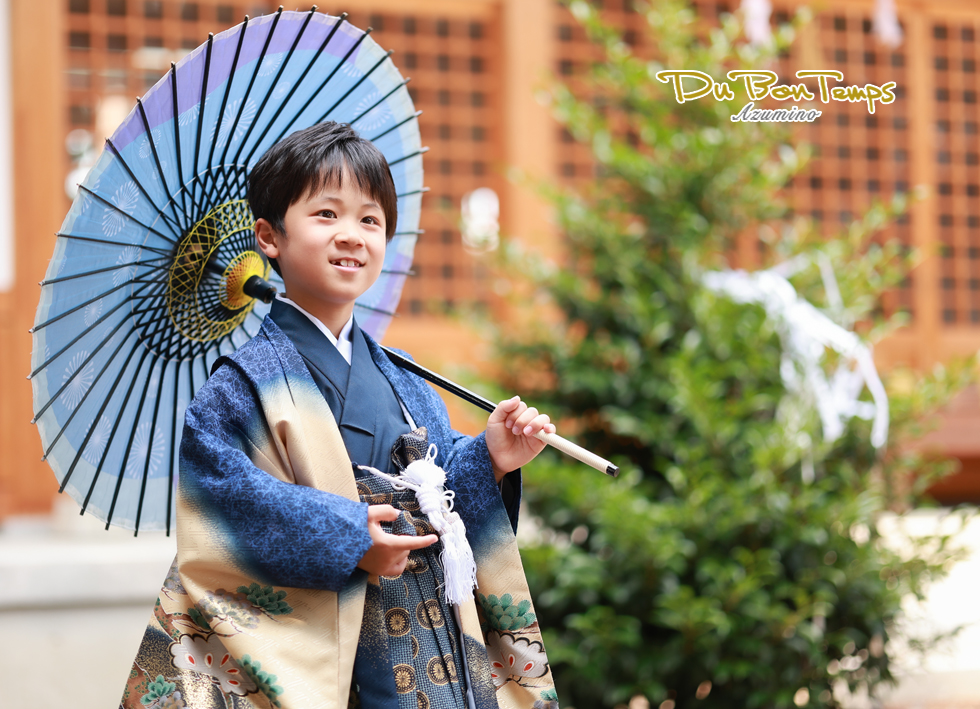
[119,310,558,709]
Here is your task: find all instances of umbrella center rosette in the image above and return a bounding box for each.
[31,10,423,533]
[166,198,267,346]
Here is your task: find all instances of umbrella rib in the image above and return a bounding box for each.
[168,63,193,224]
[238,11,349,168]
[233,7,318,168]
[198,346,212,381]
[62,333,148,497]
[135,97,187,230]
[387,147,428,167]
[187,348,199,412]
[380,269,415,276]
[128,300,174,326]
[95,282,175,523]
[40,256,170,286]
[132,354,168,535]
[43,336,137,480]
[195,293,224,318]
[369,110,422,143]
[99,349,157,525]
[392,229,423,237]
[262,18,369,151]
[226,226,256,254]
[350,78,411,128]
[54,232,171,257]
[29,290,161,382]
[396,187,430,198]
[31,274,163,333]
[57,278,170,497]
[76,184,178,244]
[165,362,183,536]
[131,289,195,357]
[29,280,161,379]
[179,160,206,231]
[220,7,283,169]
[33,279,167,425]
[215,15,249,170]
[129,295,225,361]
[204,168,243,207]
[314,50,394,125]
[192,34,214,191]
[104,138,184,236]
[354,302,397,317]
[31,287,162,343]
[202,17,249,207]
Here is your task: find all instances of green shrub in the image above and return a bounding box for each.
[495,3,974,707]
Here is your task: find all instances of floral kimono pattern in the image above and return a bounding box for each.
[119,317,557,709]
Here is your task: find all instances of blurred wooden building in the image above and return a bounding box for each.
[1,0,978,522]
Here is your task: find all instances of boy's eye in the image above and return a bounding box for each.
[362,216,380,225]
[319,209,336,218]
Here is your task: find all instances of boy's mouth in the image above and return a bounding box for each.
[331,259,363,268]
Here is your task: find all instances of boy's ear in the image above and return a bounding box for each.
[254,218,280,259]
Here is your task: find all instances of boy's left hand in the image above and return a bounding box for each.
[486,396,555,482]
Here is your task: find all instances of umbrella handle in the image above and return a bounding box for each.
[533,430,618,477]
[380,346,618,477]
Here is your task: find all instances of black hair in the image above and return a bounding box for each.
[247,121,398,276]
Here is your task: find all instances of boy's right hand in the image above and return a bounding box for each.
[357,504,438,577]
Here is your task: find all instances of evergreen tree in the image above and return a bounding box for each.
[495,3,974,707]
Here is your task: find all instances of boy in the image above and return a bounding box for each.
[119,122,559,709]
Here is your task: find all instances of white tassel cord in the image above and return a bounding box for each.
[360,444,478,607]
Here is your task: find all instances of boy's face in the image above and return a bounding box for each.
[255,174,386,326]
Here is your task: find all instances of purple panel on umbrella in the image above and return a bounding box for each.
[190,13,363,110]
[199,30,242,99]
[113,12,364,151]
[173,44,209,119]
[139,74,175,138]
[112,80,168,150]
[297,13,364,57]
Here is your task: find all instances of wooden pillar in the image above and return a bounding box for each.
[0,0,64,519]
[501,0,556,259]
[905,4,940,368]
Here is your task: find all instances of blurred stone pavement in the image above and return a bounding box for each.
[0,497,176,708]
[1,498,977,709]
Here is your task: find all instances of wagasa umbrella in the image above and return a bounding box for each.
[30,9,423,534]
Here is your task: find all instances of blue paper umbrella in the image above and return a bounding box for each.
[30,9,425,534]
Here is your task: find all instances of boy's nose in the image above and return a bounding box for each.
[334,227,364,246]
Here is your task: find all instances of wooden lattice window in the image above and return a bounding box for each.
[63,1,501,318]
[553,2,918,321]
[783,6,913,318]
[932,19,980,325]
[552,0,647,184]
[64,0,247,211]
[360,10,501,317]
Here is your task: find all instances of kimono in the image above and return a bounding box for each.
[118,306,559,709]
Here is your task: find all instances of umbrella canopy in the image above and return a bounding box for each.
[30,9,424,534]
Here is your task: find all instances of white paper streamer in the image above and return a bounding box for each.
[703,258,889,450]
[360,444,478,606]
[461,187,500,254]
[741,0,773,47]
[874,0,903,48]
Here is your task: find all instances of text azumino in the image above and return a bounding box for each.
[655,70,897,115]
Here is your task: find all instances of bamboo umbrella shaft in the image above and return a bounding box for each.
[382,347,619,477]
[532,430,618,477]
